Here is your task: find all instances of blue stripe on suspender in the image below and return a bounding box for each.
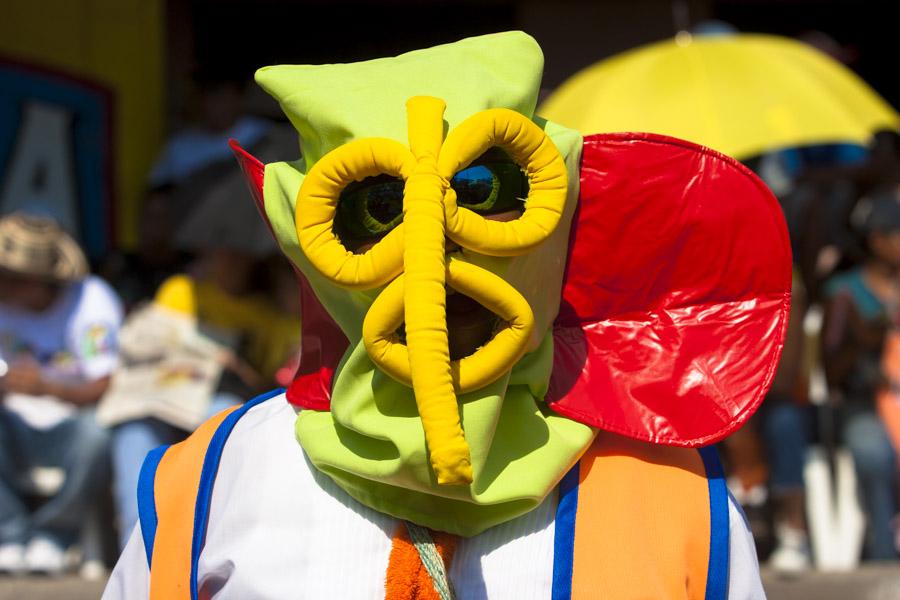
[137,444,170,567]
[551,463,581,600]
[699,445,730,600]
[189,388,284,600]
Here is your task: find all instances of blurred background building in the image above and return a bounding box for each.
[2,0,896,260]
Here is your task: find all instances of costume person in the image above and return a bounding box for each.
[104,32,790,599]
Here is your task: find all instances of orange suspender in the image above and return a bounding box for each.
[148,406,240,600]
[558,433,716,599]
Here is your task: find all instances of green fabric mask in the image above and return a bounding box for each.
[258,31,596,537]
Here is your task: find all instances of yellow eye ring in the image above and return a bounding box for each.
[295,99,566,486]
[362,256,535,393]
[438,108,568,257]
[295,138,415,290]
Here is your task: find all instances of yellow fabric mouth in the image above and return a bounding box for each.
[294,96,568,485]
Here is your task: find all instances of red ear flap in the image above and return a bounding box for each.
[548,133,791,447]
[230,140,346,410]
[230,139,268,224]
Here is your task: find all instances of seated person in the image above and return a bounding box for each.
[101,186,190,313]
[110,241,300,550]
[0,213,120,574]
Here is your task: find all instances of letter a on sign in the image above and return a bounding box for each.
[0,62,112,257]
[1,102,78,233]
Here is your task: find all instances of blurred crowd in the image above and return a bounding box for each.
[2,49,900,582]
[727,133,900,571]
[0,70,301,576]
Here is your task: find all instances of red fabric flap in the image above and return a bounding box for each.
[230,140,346,410]
[547,133,791,446]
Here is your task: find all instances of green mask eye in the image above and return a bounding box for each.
[451,149,527,215]
[336,175,404,249]
[334,150,528,250]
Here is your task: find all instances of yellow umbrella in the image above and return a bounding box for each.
[539,33,900,159]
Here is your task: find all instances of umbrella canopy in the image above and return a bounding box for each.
[539,34,899,159]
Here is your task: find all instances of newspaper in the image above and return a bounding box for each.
[97,304,225,431]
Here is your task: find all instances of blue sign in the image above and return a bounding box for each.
[0,60,113,258]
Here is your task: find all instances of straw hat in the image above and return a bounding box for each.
[0,212,88,282]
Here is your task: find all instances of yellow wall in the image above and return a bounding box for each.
[1,0,165,248]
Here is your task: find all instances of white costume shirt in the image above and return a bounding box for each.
[104,394,766,599]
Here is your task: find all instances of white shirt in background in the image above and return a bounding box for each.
[0,275,123,429]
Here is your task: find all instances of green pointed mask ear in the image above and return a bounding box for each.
[255,31,544,167]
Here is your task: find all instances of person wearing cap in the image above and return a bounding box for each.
[0,212,122,575]
[822,188,900,560]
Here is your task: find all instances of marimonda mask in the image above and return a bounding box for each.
[253,32,596,536]
[296,96,568,485]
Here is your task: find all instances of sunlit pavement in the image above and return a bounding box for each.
[0,575,105,600]
[2,567,900,599]
[762,565,900,599]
